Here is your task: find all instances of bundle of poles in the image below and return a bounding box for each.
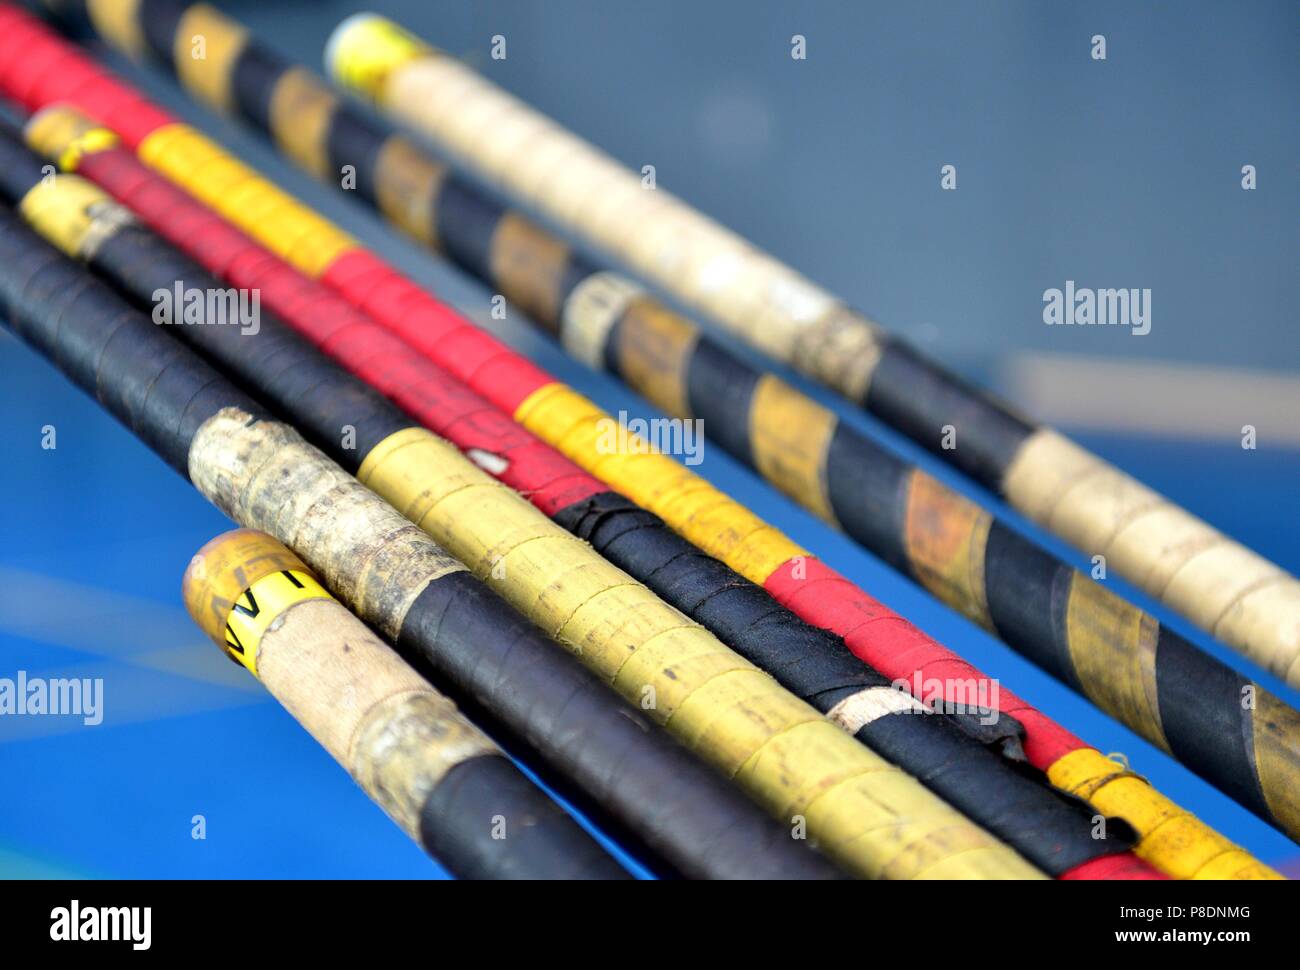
[0,0,1293,878]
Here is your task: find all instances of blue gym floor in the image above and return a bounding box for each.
[1,0,1297,878]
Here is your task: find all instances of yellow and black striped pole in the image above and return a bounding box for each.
[184,527,630,880]
[321,11,1300,688]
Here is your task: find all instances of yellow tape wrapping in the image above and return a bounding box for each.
[23,106,121,174]
[748,375,838,525]
[85,0,146,61]
[173,5,250,114]
[1047,748,1282,879]
[355,426,1039,878]
[267,67,339,181]
[489,212,572,328]
[1064,574,1168,752]
[613,297,698,420]
[515,383,805,583]
[183,527,311,641]
[903,471,994,629]
[373,138,448,246]
[138,124,355,277]
[1253,690,1300,839]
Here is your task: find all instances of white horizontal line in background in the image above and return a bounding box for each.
[0,565,259,693]
[1001,353,1300,445]
[0,655,264,743]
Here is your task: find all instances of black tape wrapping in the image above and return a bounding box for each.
[1155,629,1271,825]
[0,118,53,200]
[0,209,260,471]
[983,523,1081,690]
[399,570,845,879]
[824,427,914,575]
[433,175,504,286]
[865,336,1036,491]
[557,492,883,704]
[83,223,410,470]
[419,754,629,880]
[320,93,389,207]
[137,0,186,63]
[228,40,288,139]
[678,333,760,467]
[554,491,1136,874]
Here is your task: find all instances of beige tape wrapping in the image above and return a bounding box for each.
[826,687,929,735]
[373,54,888,396]
[256,598,496,839]
[187,408,465,639]
[1006,429,1300,684]
[561,271,643,370]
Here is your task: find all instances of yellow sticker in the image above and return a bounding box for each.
[327,14,431,99]
[222,569,332,677]
[23,106,120,174]
[56,127,120,175]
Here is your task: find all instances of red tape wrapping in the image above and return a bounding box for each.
[74,146,603,516]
